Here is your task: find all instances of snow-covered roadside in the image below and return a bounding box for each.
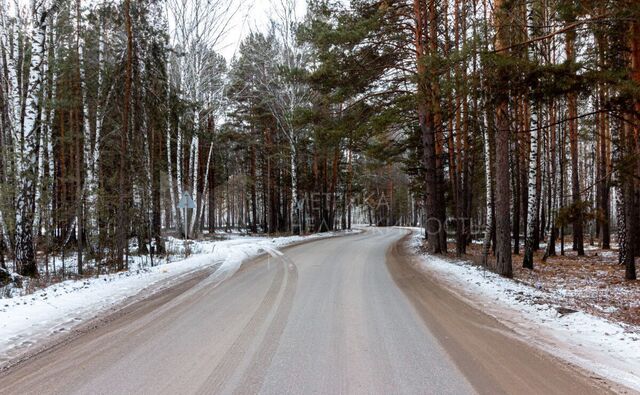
[407,232,640,393]
[0,231,356,363]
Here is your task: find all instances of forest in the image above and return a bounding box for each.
[0,0,638,283]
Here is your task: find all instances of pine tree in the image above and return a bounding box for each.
[491,0,514,277]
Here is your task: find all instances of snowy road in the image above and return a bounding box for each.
[0,228,614,394]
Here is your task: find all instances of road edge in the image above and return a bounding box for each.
[387,230,629,394]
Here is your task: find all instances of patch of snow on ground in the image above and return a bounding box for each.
[0,230,356,363]
[408,232,640,392]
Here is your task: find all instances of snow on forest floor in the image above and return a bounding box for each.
[470,239,639,327]
[0,230,356,364]
[407,231,640,392]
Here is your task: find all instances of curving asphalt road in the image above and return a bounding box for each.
[0,228,614,394]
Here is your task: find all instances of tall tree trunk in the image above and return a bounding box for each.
[86,16,105,248]
[622,18,640,280]
[414,0,444,254]
[523,106,539,269]
[492,0,513,277]
[544,99,559,260]
[481,116,494,267]
[117,0,133,271]
[74,0,87,275]
[598,85,611,249]
[566,23,584,256]
[166,85,177,230]
[290,143,299,234]
[151,109,164,254]
[74,111,83,275]
[250,144,257,233]
[513,128,521,255]
[616,113,635,279]
[15,1,52,277]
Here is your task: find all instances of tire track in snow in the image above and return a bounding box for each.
[198,247,298,394]
[233,252,299,394]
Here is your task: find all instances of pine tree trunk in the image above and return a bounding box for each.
[414,0,444,254]
[566,25,584,256]
[597,74,611,248]
[492,0,513,277]
[622,19,639,280]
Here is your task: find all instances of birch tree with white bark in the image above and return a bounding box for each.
[14,0,57,276]
[166,0,236,236]
[523,106,539,269]
[267,0,311,233]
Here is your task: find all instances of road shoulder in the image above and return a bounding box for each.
[387,231,628,394]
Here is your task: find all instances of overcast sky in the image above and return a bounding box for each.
[217,0,308,61]
[6,0,309,62]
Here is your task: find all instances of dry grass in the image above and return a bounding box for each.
[442,239,640,327]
